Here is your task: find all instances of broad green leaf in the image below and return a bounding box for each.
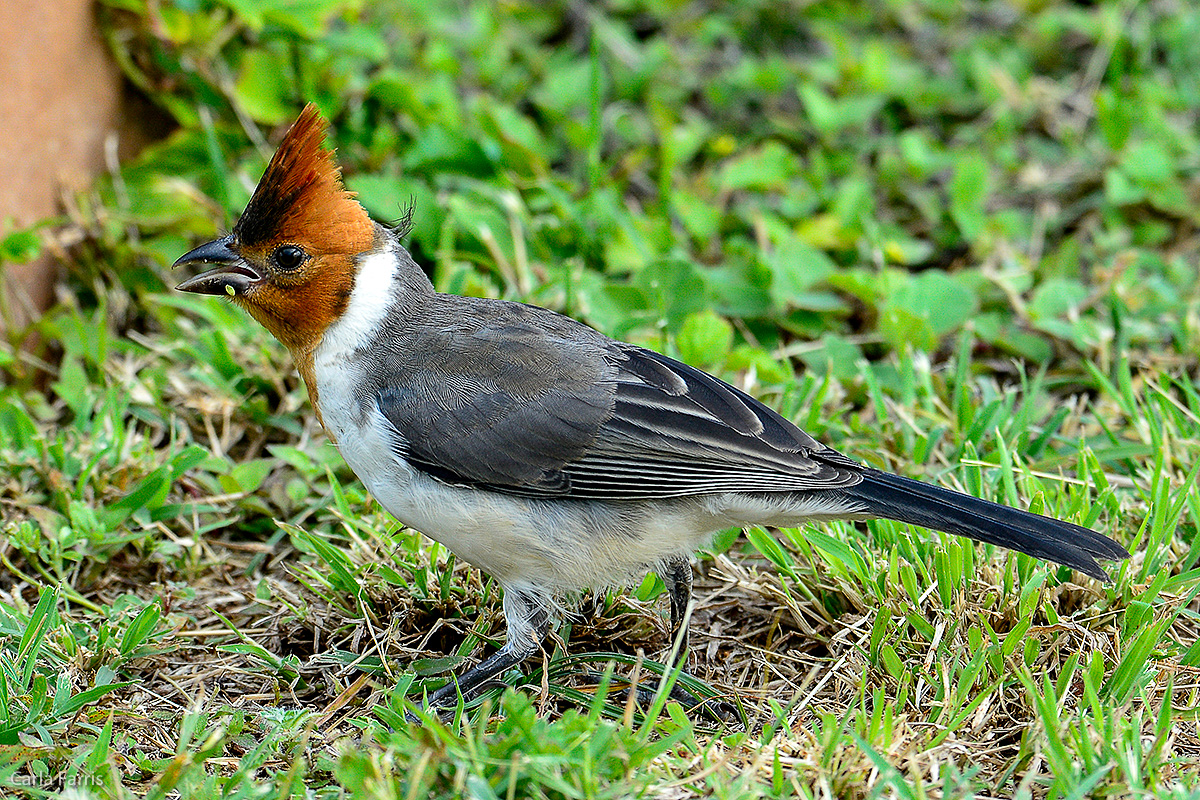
[718,141,800,192]
[949,153,989,243]
[767,235,836,310]
[676,310,733,369]
[234,49,292,124]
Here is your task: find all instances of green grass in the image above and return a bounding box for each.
[1,0,1199,796]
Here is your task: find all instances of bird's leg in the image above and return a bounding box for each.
[648,555,710,707]
[662,554,693,665]
[426,588,549,709]
[602,556,733,722]
[659,556,740,722]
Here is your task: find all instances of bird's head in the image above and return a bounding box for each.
[175,104,377,355]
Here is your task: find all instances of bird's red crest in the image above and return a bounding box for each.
[233,104,374,256]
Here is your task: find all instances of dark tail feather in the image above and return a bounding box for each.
[843,470,1130,582]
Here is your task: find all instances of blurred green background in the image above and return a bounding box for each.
[68,0,1200,375]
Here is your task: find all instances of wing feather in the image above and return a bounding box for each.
[371,297,864,499]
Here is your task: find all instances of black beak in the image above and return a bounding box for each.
[174,236,262,296]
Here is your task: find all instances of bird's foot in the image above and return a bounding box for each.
[584,670,741,725]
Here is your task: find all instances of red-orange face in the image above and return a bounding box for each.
[175,104,376,356]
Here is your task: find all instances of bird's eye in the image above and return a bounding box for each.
[273,245,306,270]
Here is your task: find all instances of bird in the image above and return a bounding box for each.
[175,104,1130,714]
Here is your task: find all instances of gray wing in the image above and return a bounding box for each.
[563,345,865,498]
[374,298,864,499]
[373,300,617,494]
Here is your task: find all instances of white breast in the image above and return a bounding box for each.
[311,246,407,474]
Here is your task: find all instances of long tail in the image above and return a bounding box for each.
[842,470,1130,581]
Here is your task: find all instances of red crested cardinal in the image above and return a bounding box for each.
[176,105,1129,713]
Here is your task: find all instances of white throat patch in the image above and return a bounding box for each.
[317,246,398,358]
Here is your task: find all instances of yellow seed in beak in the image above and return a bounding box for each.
[225,284,236,297]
